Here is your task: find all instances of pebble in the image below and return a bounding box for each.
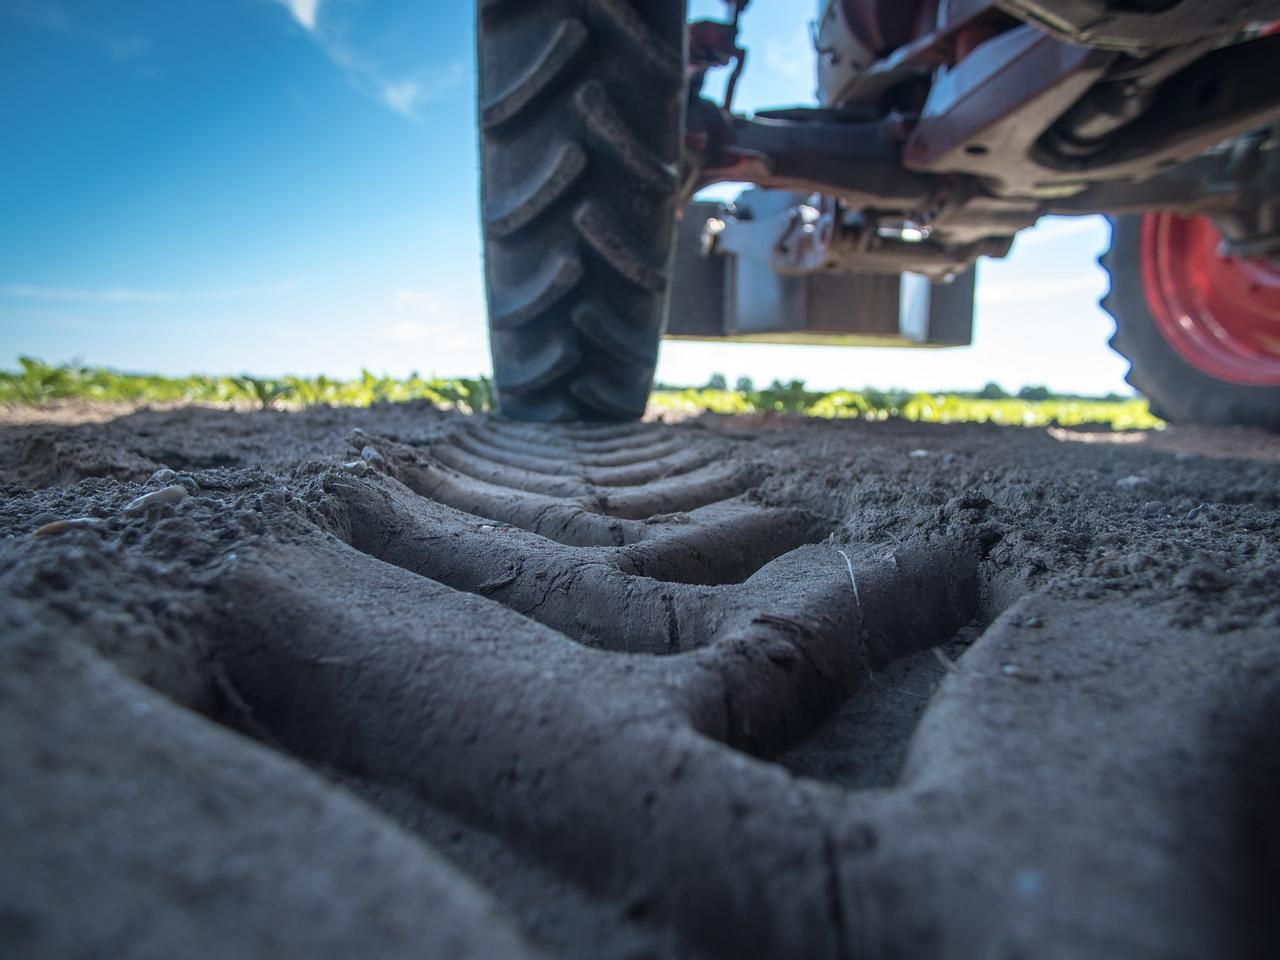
[34,517,108,537]
[1116,475,1149,489]
[1021,615,1043,629]
[942,452,958,466]
[147,468,199,494]
[908,449,930,458]
[361,445,386,467]
[342,459,371,475]
[1186,504,1205,521]
[123,484,188,515]
[1141,501,1163,517]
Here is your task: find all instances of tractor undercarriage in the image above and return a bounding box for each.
[671,0,1280,349]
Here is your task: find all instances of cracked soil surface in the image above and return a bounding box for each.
[1,402,1278,959]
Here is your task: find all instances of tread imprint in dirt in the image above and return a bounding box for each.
[4,413,1278,960]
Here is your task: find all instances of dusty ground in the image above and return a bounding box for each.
[1,402,1277,959]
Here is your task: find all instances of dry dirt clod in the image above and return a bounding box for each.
[122,484,189,515]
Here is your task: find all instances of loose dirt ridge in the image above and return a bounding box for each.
[1,405,1277,959]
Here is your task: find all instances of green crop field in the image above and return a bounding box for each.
[0,358,1163,430]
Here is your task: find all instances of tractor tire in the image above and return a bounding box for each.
[1101,214,1280,431]
[476,0,686,422]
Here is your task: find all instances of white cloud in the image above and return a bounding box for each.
[276,0,321,31]
[381,80,422,118]
[378,62,466,119]
[270,1,463,122]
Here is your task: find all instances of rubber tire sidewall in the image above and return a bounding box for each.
[1103,215,1280,431]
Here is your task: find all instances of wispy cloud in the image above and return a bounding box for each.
[277,0,321,31]
[1,281,299,305]
[375,61,466,119]
[271,0,464,121]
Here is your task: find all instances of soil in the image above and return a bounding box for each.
[1,401,1277,959]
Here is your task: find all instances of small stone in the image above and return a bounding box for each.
[908,449,930,458]
[342,460,371,475]
[942,452,958,466]
[123,484,188,515]
[361,445,386,467]
[1141,501,1162,516]
[1186,504,1205,521]
[34,517,108,537]
[1021,616,1042,629]
[1116,475,1149,489]
[148,468,178,485]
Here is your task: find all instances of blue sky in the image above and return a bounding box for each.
[0,0,1130,394]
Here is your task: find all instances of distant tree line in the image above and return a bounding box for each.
[650,374,1126,404]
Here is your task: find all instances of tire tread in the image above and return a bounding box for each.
[478,0,685,421]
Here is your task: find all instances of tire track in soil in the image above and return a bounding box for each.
[2,410,1278,959]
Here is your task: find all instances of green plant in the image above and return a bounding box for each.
[1,356,75,404]
[233,376,288,411]
[0,358,1162,429]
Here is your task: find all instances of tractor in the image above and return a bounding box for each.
[476,0,1280,428]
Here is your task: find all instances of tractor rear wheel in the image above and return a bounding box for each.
[476,0,686,421]
[1101,214,1280,431]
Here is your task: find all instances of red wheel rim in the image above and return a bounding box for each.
[1139,213,1280,386]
